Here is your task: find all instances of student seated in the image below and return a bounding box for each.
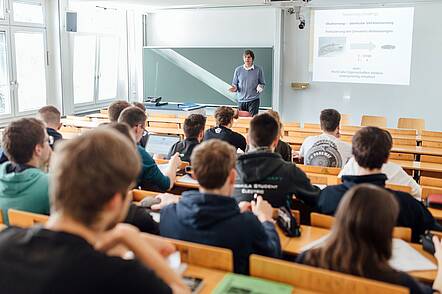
[204,106,247,152]
[37,105,63,149]
[118,106,181,191]
[108,100,131,122]
[0,118,51,224]
[234,113,320,208]
[266,110,292,162]
[297,184,442,294]
[101,122,159,234]
[339,151,421,200]
[166,114,206,163]
[318,127,436,241]
[0,129,188,293]
[131,102,149,147]
[298,109,351,168]
[159,139,281,274]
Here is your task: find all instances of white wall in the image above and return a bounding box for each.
[282,2,442,130]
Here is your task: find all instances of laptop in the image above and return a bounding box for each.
[145,134,181,156]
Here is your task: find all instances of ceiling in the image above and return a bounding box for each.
[78,0,436,10]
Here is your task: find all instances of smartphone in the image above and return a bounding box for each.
[182,276,204,294]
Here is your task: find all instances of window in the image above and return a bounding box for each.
[14,30,46,112]
[73,34,95,104]
[66,1,127,111]
[13,0,44,24]
[0,0,48,119]
[0,31,10,114]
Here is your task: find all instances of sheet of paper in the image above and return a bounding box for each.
[177,174,198,185]
[389,238,437,272]
[301,236,437,272]
[213,273,292,294]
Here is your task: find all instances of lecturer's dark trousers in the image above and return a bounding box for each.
[238,99,260,116]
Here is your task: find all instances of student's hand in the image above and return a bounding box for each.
[251,196,274,223]
[256,84,264,93]
[229,85,237,92]
[433,235,442,264]
[238,201,252,213]
[151,193,181,210]
[169,153,182,170]
[95,223,141,254]
[140,234,176,257]
[293,150,300,159]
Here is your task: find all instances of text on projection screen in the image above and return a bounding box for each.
[312,7,414,85]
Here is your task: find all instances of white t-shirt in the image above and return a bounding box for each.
[339,157,421,200]
[299,134,352,168]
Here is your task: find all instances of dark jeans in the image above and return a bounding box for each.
[238,99,260,116]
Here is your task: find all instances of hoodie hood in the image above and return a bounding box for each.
[341,174,387,190]
[175,191,240,229]
[0,162,45,198]
[236,150,284,183]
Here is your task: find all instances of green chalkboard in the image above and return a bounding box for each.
[143,47,273,107]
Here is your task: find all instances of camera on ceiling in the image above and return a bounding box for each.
[299,18,306,29]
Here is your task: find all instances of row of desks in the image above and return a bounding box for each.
[277,225,437,284]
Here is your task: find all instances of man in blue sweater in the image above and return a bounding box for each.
[229,50,265,116]
[159,139,281,274]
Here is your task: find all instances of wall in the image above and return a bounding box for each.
[145,6,282,109]
[146,3,442,130]
[281,2,442,130]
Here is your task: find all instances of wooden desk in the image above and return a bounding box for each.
[184,265,226,294]
[281,225,329,256]
[0,224,7,231]
[409,244,437,283]
[175,176,199,189]
[86,113,108,119]
[392,146,442,157]
[184,264,319,294]
[278,225,438,283]
[390,160,442,173]
[61,119,102,129]
[59,131,82,140]
[429,208,442,221]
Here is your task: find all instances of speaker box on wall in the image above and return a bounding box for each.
[66,11,77,32]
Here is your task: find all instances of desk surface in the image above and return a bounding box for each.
[184,264,319,294]
[278,225,437,283]
[392,145,442,157]
[390,160,442,173]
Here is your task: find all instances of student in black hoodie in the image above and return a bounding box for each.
[37,106,63,149]
[234,113,320,209]
[204,106,247,152]
[159,139,281,274]
[318,127,437,242]
[166,114,206,163]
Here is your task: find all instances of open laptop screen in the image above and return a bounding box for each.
[145,134,181,156]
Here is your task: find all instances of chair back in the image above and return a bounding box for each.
[8,209,49,228]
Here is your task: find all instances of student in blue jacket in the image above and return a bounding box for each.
[158,139,281,274]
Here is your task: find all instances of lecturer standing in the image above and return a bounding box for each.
[229,50,265,116]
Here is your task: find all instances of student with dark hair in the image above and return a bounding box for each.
[298,184,442,294]
[234,113,320,209]
[131,102,149,147]
[0,129,188,293]
[266,110,292,162]
[100,123,159,235]
[204,106,246,152]
[318,126,437,241]
[167,114,206,163]
[298,109,351,167]
[118,107,181,191]
[0,118,51,224]
[108,100,131,122]
[159,139,280,274]
[37,105,63,149]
